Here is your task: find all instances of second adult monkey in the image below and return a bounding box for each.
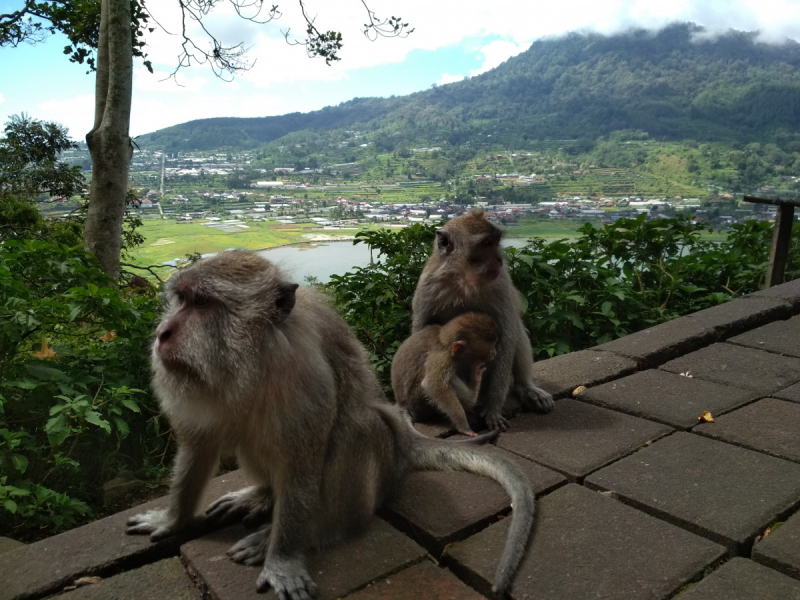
[412,210,554,431]
[392,312,498,436]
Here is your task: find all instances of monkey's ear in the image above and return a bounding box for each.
[436,230,454,254]
[274,283,299,323]
[452,340,467,357]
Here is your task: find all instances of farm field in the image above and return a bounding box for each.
[129,220,371,266]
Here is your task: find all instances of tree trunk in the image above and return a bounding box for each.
[84,0,133,280]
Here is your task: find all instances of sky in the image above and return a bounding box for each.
[1,0,800,140]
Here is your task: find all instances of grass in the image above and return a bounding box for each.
[505,218,599,238]
[128,219,371,266]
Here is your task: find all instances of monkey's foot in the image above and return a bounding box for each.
[256,555,318,600]
[206,485,272,528]
[482,409,510,432]
[458,429,479,437]
[126,508,192,541]
[518,384,555,413]
[228,524,272,566]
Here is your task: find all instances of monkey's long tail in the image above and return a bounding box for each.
[410,438,534,596]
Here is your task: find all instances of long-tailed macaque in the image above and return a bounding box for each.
[392,312,498,437]
[412,210,554,431]
[126,251,534,600]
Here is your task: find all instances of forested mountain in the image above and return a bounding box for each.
[137,23,800,151]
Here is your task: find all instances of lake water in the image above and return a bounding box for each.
[256,238,529,283]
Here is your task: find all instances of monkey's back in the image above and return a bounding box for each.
[391,326,442,421]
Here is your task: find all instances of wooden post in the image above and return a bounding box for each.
[767,203,795,287]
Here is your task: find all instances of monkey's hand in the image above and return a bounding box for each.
[481,406,510,432]
[256,554,318,600]
[472,361,487,385]
[206,485,273,529]
[126,508,195,541]
[519,384,555,413]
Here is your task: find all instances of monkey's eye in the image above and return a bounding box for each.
[193,293,210,307]
[176,292,186,304]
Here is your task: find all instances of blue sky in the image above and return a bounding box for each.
[1,0,799,139]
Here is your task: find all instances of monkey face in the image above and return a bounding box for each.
[152,251,299,393]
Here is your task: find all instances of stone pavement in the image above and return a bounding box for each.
[4,280,800,599]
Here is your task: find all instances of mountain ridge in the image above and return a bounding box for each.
[137,23,800,152]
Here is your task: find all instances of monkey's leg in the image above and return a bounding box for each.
[206,485,273,528]
[227,523,273,565]
[511,327,554,413]
[127,439,220,541]
[255,475,322,599]
[422,370,476,437]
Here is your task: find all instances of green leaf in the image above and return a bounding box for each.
[84,410,111,433]
[10,454,28,474]
[3,499,17,514]
[45,415,71,447]
[120,398,141,413]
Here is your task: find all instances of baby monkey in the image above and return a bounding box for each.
[392,312,498,436]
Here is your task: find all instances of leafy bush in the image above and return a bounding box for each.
[0,240,164,538]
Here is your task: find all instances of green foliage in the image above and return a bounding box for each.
[0,240,163,538]
[327,224,436,386]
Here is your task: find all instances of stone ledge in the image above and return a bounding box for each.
[0,470,248,600]
[578,369,759,430]
[585,433,800,552]
[748,277,800,311]
[346,560,486,600]
[752,508,800,581]
[595,297,791,369]
[446,484,725,600]
[496,399,672,479]
[532,350,637,398]
[674,557,800,600]
[181,518,426,600]
[383,446,565,554]
[50,557,199,600]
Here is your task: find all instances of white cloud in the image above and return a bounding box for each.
[34,95,95,140]
[438,73,464,85]
[470,39,525,77]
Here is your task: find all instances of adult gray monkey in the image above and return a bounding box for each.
[411,210,554,431]
[126,250,534,600]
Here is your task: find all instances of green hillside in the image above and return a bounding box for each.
[137,23,800,152]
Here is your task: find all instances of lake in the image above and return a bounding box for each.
[257,238,530,283]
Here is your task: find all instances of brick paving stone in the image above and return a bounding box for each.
[683,297,791,338]
[775,380,800,403]
[447,484,725,600]
[0,469,249,600]
[384,446,564,552]
[346,560,486,600]
[181,518,426,600]
[496,399,672,478]
[51,557,199,600]
[748,277,800,310]
[728,319,800,358]
[579,369,759,429]
[531,350,638,398]
[595,317,717,368]
[674,557,800,600]
[585,432,800,551]
[752,508,800,579]
[694,398,800,463]
[661,343,800,394]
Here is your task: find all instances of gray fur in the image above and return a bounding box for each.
[126,250,533,598]
[411,211,554,430]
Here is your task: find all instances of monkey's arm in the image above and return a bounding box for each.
[481,322,515,431]
[422,353,476,436]
[469,361,487,406]
[127,436,220,541]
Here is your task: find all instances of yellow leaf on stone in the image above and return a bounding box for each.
[74,576,102,587]
[698,411,715,423]
[572,386,587,397]
[99,331,117,342]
